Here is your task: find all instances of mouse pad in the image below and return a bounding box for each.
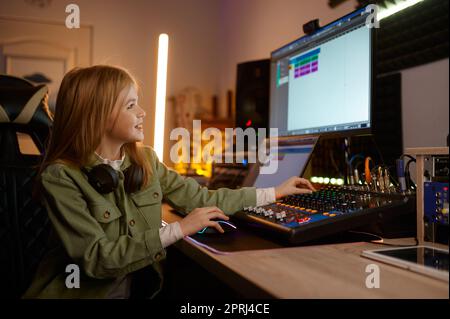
[166,209,282,252]
[189,223,283,252]
[167,209,378,253]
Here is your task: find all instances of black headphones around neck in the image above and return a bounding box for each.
[82,164,143,194]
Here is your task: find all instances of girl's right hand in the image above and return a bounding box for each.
[178,206,229,236]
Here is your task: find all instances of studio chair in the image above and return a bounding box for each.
[0,75,52,299]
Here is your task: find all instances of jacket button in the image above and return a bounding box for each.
[129,219,135,227]
[153,192,159,199]
[104,211,111,219]
[154,252,163,261]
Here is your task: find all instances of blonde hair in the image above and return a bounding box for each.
[38,65,151,191]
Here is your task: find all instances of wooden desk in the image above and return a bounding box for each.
[162,204,448,299]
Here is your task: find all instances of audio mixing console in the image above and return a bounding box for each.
[236,186,415,244]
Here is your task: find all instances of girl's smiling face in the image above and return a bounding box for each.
[106,85,146,144]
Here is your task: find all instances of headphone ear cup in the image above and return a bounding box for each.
[87,164,119,194]
[124,165,144,194]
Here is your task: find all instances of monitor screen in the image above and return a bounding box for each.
[270,7,374,137]
[243,136,317,188]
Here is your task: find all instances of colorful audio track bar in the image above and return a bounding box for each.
[290,48,321,78]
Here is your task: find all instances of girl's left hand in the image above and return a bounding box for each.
[274,176,316,199]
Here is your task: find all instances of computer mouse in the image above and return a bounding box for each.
[197,220,237,235]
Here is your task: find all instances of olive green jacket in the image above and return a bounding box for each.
[23,146,256,299]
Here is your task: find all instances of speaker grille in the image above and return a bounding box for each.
[235,59,270,136]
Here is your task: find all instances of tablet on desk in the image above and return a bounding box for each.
[362,246,449,282]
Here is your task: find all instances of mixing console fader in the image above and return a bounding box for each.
[235,186,415,244]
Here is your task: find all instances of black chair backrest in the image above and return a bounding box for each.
[0,75,53,298]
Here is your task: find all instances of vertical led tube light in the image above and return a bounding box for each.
[154,33,169,160]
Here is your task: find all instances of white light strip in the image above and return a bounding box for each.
[154,33,169,160]
[378,0,424,21]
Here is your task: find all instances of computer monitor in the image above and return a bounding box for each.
[269,6,375,137]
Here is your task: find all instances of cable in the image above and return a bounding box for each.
[371,239,418,247]
[354,160,364,174]
[344,153,365,185]
[349,154,364,164]
[348,230,383,241]
[399,154,415,161]
[370,164,384,175]
[396,155,417,192]
[396,158,407,192]
[348,230,419,247]
[405,158,417,190]
[329,150,343,177]
[372,140,386,165]
[364,157,373,185]
[386,165,400,187]
[348,153,364,171]
[353,160,365,184]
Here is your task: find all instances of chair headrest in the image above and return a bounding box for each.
[0,75,53,163]
[0,75,34,88]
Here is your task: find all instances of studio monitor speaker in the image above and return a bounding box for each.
[235,59,270,136]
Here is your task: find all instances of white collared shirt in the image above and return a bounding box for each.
[94,152,126,171]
